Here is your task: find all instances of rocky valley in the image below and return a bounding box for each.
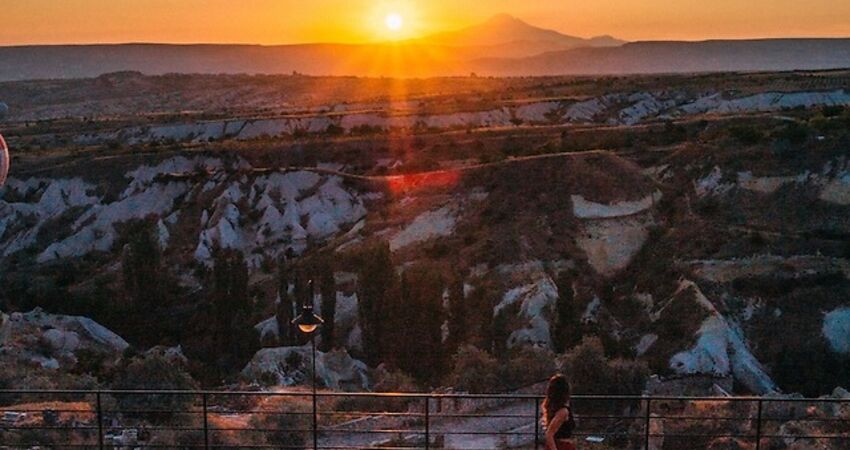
[1,70,850,448]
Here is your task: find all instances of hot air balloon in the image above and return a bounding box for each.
[0,133,9,186]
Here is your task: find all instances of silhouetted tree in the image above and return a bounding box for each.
[212,249,250,322]
[319,259,337,352]
[275,257,297,346]
[552,270,582,352]
[209,249,258,374]
[390,264,445,383]
[290,267,312,346]
[122,220,166,309]
[774,344,850,397]
[470,282,499,353]
[492,308,510,357]
[446,276,468,352]
[111,354,197,420]
[357,241,398,366]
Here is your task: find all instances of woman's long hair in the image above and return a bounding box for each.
[542,374,571,427]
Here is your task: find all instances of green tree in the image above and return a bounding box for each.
[275,258,297,346]
[552,271,582,352]
[446,275,468,352]
[319,259,337,352]
[121,220,166,309]
[492,307,510,357]
[212,249,250,323]
[465,281,499,352]
[447,345,502,393]
[391,264,445,383]
[773,344,850,397]
[290,268,312,346]
[357,242,398,366]
[558,337,649,396]
[111,353,198,420]
[208,249,259,375]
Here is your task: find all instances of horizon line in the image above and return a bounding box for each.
[3,35,850,49]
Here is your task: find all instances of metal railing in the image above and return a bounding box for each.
[1,390,849,449]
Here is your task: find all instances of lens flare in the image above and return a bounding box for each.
[0,134,9,186]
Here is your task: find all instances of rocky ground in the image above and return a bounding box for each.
[1,70,849,448]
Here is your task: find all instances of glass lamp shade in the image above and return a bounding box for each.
[298,323,320,334]
[292,306,324,335]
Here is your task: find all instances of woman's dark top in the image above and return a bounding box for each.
[554,406,576,439]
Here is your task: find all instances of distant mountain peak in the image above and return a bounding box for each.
[424,14,624,51]
[485,13,524,25]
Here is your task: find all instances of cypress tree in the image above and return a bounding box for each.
[122,220,165,309]
[446,276,468,352]
[492,307,510,357]
[210,249,258,373]
[553,270,581,352]
[319,259,337,352]
[275,258,297,346]
[392,263,445,383]
[357,241,397,366]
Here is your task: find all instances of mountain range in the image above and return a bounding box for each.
[418,13,623,58]
[0,14,849,80]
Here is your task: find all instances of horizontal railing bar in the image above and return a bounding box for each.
[5,389,849,403]
[0,425,99,431]
[0,409,97,413]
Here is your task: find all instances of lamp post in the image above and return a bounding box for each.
[292,279,323,450]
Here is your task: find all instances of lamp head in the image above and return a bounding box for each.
[292,304,323,335]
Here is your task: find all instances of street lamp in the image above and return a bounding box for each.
[292,279,323,450]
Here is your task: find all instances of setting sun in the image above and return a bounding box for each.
[385,13,404,31]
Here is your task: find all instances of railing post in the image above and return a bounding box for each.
[312,337,318,450]
[424,396,430,450]
[755,398,763,450]
[96,391,104,450]
[203,392,210,450]
[644,397,652,450]
[534,397,540,450]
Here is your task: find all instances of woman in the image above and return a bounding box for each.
[543,374,576,450]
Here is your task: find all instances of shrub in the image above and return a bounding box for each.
[772,122,809,145]
[446,345,502,393]
[447,345,555,393]
[728,126,763,145]
[110,354,198,420]
[372,367,418,393]
[501,347,557,388]
[821,105,845,117]
[557,337,649,396]
[335,367,418,413]
[249,398,310,449]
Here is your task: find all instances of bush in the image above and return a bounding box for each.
[447,345,555,393]
[336,367,418,412]
[728,126,764,145]
[0,363,101,405]
[110,354,198,419]
[501,347,557,388]
[557,337,649,396]
[821,105,845,118]
[372,367,419,393]
[249,398,310,449]
[772,122,809,145]
[446,345,502,393]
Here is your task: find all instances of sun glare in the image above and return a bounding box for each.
[385,13,404,31]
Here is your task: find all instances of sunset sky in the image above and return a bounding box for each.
[3,0,850,45]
